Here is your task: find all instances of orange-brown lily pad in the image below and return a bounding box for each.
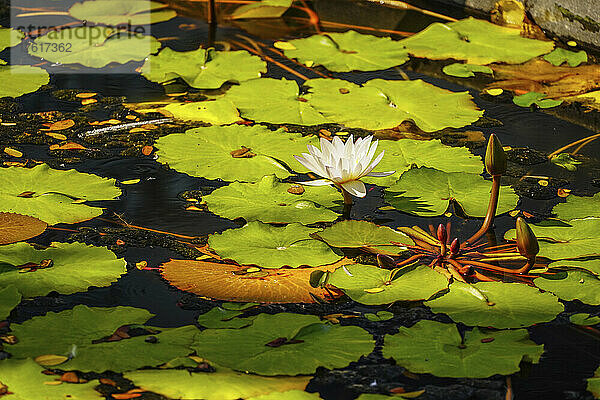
[0,212,47,245]
[161,259,351,303]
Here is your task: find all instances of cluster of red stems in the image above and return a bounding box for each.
[381,134,541,284]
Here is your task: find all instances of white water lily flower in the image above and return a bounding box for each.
[294,135,394,198]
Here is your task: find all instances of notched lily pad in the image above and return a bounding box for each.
[0,65,50,98]
[543,48,587,67]
[0,285,21,320]
[162,99,240,125]
[281,31,409,72]
[203,175,340,224]
[328,263,449,305]
[552,193,600,220]
[192,313,374,375]
[306,78,483,132]
[231,0,293,19]
[0,213,47,245]
[0,164,121,225]
[155,125,318,182]
[208,222,341,268]
[196,306,254,329]
[383,320,543,378]
[400,17,554,64]
[384,168,518,217]
[424,281,563,328]
[534,270,600,305]
[315,220,413,256]
[142,48,266,89]
[442,63,493,78]
[68,0,177,25]
[0,26,25,51]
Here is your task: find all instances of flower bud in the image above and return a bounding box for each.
[515,217,539,258]
[449,238,460,254]
[485,134,507,176]
[437,224,447,244]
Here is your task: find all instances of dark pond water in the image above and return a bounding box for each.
[2,1,600,399]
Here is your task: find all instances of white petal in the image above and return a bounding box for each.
[361,150,385,176]
[295,154,328,178]
[331,135,345,156]
[365,171,396,177]
[341,180,367,197]
[297,179,334,186]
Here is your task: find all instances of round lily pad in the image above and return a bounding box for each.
[513,92,562,108]
[192,313,374,375]
[570,313,600,326]
[68,0,177,25]
[224,78,328,125]
[0,359,102,400]
[8,305,199,372]
[0,242,126,298]
[208,222,341,268]
[202,175,340,225]
[535,270,600,305]
[400,17,554,64]
[28,27,161,68]
[0,285,21,320]
[315,220,413,256]
[0,164,121,225]
[306,78,483,132]
[196,306,254,329]
[547,259,600,275]
[442,63,493,78]
[0,65,49,98]
[383,320,543,378]
[124,366,310,400]
[384,168,518,217]
[424,281,563,328]
[155,125,318,182]
[0,27,24,51]
[231,0,293,19]
[0,212,47,245]
[328,264,449,305]
[553,193,600,220]
[362,138,482,187]
[504,218,600,260]
[142,48,265,89]
[281,31,409,72]
[163,99,240,125]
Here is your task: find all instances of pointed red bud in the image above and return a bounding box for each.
[485,134,507,176]
[437,224,447,244]
[449,238,460,254]
[515,217,539,258]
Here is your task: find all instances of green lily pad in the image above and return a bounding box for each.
[504,218,600,260]
[543,48,587,67]
[570,313,600,326]
[364,311,394,322]
[362,138,482,187]
[306,78,483,132]
[0,27,24,51]
[513,92,563,108]
[208,222,340,268]
[424,281,563,328]
[69,0,177,25]
[0,65,50,98]
[154,125,318,182]
[124,366,311,400]
[192,313,374,375]
[328,264,449,305]
[281,31,409,72]
[534,270,600,305]
[202,175,340,224]
[400,17,554,64]
[384,168,518,217]
[196,306,254,329]
[163,99,240,125]
[550,153,582,172]
[553,193,600,220]
[141,48,265,89]
[382,320,543,378]
[0,285,20,320]
[249,390,322,400]
[0,359,102,400]
[442,63,493,78]
[0,242,126,298]
[0,164,121,225]
[28,27,161,68]
[231,0,293,19]
[315,220,413,256]
[588,366,600,399]
[547,259,600,275]
[224,78,328,125]
[8,305,199,372]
